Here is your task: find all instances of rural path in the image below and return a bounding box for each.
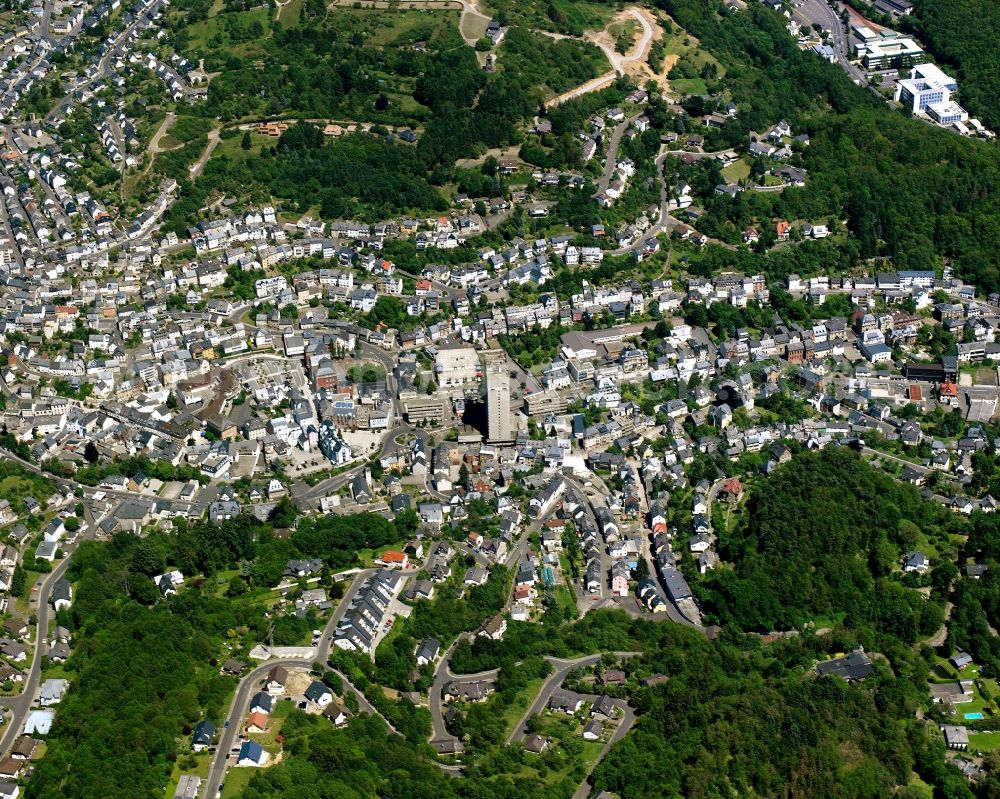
[544,7,655,108]
[190,125,222,179]
[148,112,178,155]
[923,602,954,649]
[593,115,634,196]
[457,0,490,46]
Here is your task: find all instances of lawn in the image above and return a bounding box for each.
[721,159,750,183]
[969,731,1000,754]
[500,676,546,739]
[220,767,255,799]
[247,699,295,756]
[213,130,271,162]
[671,78,708,95]
[164,752,212,799]
[516,713,607,785]
[553,584,578,619]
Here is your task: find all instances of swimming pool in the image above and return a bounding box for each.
[965,712,985,720]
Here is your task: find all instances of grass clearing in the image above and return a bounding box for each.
[670,77,708,95]
[220,767,255,799]
[184,6,273,52]
[326,7,461,48]
[277,0,305,22]
[721,159,750,183]
[500,676,546,739]
[164,752,212,799]
[553,584,578,619]
[969,731,1000,754]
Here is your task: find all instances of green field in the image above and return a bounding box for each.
[326,7,462,47]
[164,753,212,799]
[970,731,1000,754]
[671,78,709,95]
[721,159,750,183]
[220,767,255,799]
[500,676,546,739]
[183,6,273,53]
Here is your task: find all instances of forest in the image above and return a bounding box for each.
[590,623,977,799]
[26,534,241,799]
[699,446,960,640]
[651,0,1000,293]
[910,0,1000,130]
[238,617,986,799]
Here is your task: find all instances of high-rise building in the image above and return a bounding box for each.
[484,358,513,443]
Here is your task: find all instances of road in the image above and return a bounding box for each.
[570,700,636,799]
[544,6,654,107]
[201,569,373,799]
[0,528,93,756]
[190,126,222,179]
[507,652,638,744]
[428,637,498,745]
[923,601,954,649]
[796,0,865,85]
[594,116,634,197]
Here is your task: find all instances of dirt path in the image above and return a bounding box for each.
[148,111,179,155]
[189,125,222,179]
[545,7,662,108]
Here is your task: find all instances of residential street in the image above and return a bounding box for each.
[507,652,638,744]
[0,538,91,757]
[201,569,373,799]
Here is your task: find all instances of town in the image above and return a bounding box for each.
[0,0,993,796]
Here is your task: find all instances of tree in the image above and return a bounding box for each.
[83,441,99,464]
[129,540,165,576]
[241,130,252,150]
[10,565,25,597]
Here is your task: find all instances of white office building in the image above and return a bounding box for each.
[895,63,958,113]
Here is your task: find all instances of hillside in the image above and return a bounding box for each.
[912,0,1000,130]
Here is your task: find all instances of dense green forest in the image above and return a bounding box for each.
[653,0,1000,292]
[23,507,422,798]
[242,621,984,799]
[910,0,1000,130]
[700,447,959,637]
[591,624,976,799]
[26,534,240,799]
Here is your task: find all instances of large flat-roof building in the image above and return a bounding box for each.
[435,345,481,388]
[860,37,924,71]
[927,100,969,126]
[895,64,959,114]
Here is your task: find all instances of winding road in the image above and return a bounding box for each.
[0,533,93,757]
[201,568,373,799]
[545,8,654,108]
[506,652,639,744]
